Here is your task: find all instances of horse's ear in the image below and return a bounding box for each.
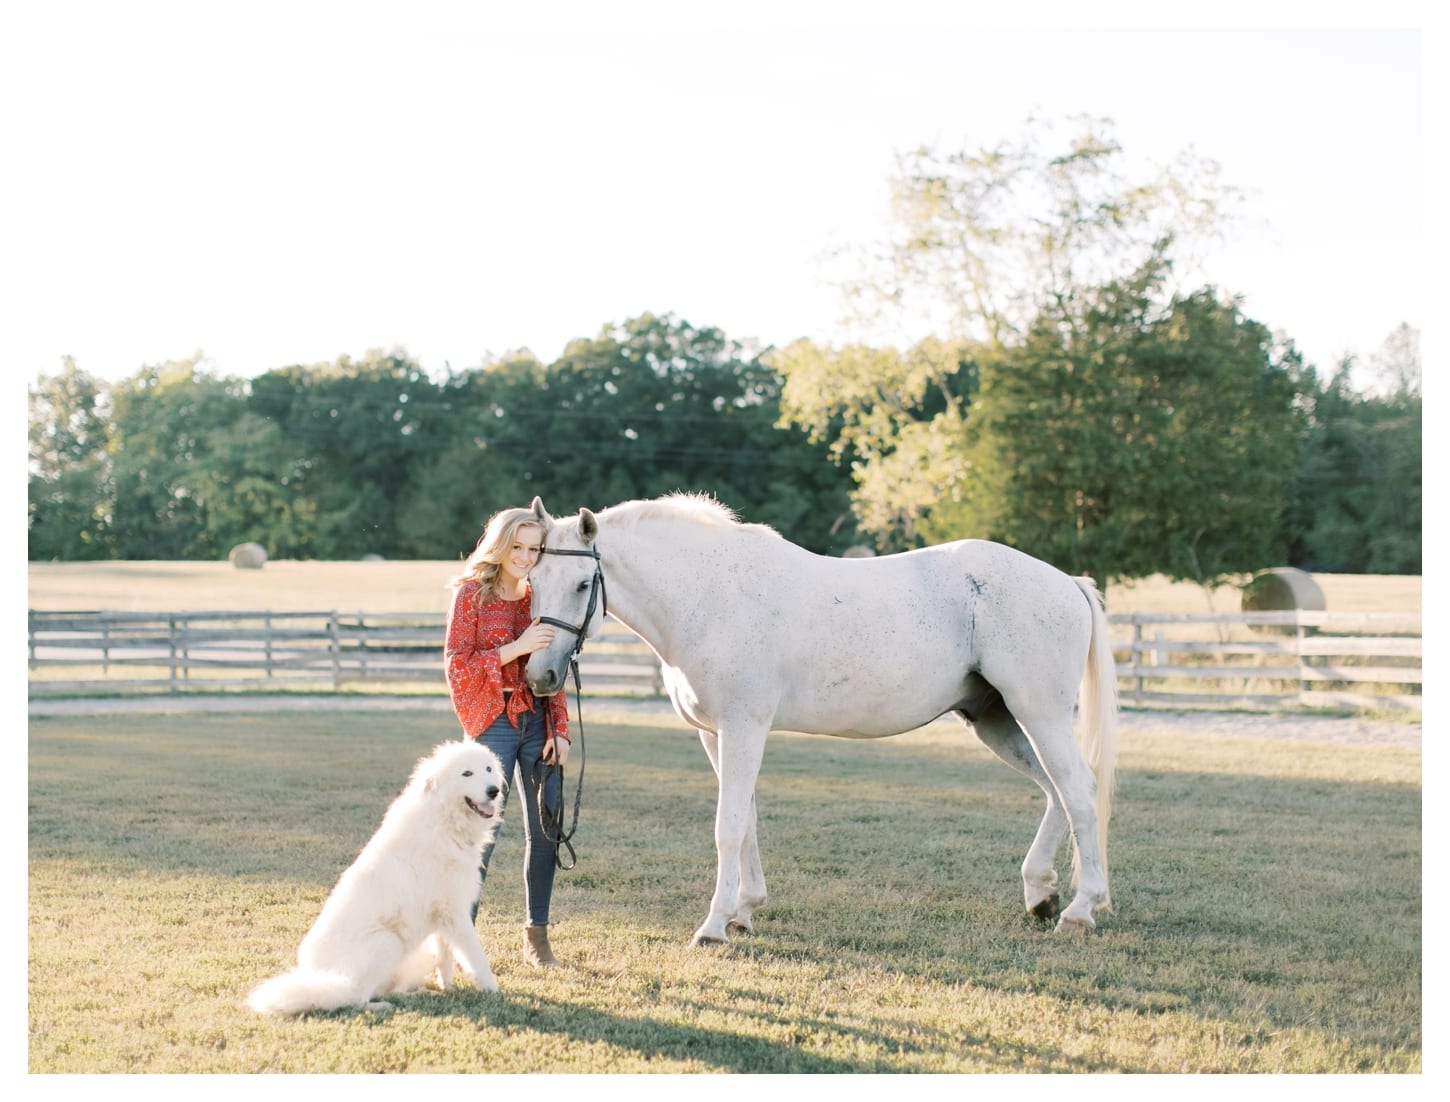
[530,497,549,526]
[579,507,598,543]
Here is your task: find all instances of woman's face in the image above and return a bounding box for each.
[497,523,543,590]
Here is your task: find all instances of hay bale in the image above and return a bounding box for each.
[1240,567,1325,613]
[841,545,877,559]
[229,542,268,570]
[360,553,385,562]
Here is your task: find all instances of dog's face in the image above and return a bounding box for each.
[416,740,506,823]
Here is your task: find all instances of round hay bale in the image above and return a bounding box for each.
[1240,567,1325,613]
[360,553,385,562]
[841,545,877,559]
[228,542,268,570]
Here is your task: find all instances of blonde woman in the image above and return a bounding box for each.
[445,507,571,968]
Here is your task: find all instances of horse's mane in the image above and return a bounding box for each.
[602,493,780,538]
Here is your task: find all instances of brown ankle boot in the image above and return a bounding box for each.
[523,924,560,968]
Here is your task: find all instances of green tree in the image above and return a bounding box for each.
[926,276,1304,588]
[180,411,321,559]
[106,358,247,559]
[391,352,554,560]
[551,314,856,551]
[770,336,977,549]
[785,116,1244,557]
[387,309,858,560]
[28,358,114,559]
[1287,330,1421,573]
[247,351,440,559]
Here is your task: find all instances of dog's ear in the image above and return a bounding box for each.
[580,507,598,543]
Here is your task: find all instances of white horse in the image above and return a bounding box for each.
[523,494,1118,945]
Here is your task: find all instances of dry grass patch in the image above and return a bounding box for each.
[28,561,1421,616]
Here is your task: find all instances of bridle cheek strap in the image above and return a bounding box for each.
[536,545,605,659]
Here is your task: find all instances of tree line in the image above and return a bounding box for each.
[27,314,861,564]
[28,117,1421,584]
[27,310,1419,581]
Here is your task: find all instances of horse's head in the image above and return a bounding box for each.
[524,496,604,697]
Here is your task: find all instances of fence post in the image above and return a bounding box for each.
[1132,619,1144,706]
[168,614,179,692]
[265,611,274,679]
[356,612,367,679]
[1296,613,1309,706]
[329,612,341,690]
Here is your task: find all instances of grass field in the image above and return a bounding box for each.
[28,705,1421,1074]
[26,559,1423,616]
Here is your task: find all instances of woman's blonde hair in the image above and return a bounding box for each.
[450,507,544,599]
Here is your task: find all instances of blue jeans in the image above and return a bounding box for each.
[470,702,561,927]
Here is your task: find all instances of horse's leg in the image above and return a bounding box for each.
[693,722,769,946]
[1006,700,1110,932]
[967,699,1069,920]
[697,729,768,934]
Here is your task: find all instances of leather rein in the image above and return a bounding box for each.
[533,544,605,869]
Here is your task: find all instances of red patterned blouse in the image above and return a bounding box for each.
[444,579,570,741]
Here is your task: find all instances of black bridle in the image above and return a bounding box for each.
[532,544,604,870]
[535,545,606,651]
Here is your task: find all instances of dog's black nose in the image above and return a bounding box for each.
[486,786,500,799]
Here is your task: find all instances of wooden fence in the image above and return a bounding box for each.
[28,608,1420,713]
[1114,610,1421,713]
[27,610,663,697]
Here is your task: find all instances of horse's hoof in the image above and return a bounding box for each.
[1029,893,1061,920]
[690,934,728,948]
[1054,915,1094,934]
[727,918,753,934]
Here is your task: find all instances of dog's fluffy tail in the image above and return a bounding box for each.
[247,968,365,1016]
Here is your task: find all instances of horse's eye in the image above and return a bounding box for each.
[462,770,473,777]
[577,580,589,592]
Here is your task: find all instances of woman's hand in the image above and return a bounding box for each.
[516,618,556,654]
[541,736,570,765]
[503,619,556,663]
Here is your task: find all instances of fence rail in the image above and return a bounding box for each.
[1112,610,1421,713]
[28,608,1420,713]
[27,610,664,697]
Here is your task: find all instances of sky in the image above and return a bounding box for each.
[5,2,1435,393]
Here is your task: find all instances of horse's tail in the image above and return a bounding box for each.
[1073,576,1119,909]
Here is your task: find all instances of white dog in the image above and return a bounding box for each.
[248,739,506,1015]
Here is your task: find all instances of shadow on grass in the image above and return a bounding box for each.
[30,711,1422,1071]
[314,983,1104,1074]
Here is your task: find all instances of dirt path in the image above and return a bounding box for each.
[28,693,1420,751]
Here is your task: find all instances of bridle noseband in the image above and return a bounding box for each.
[536,545,606,657]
